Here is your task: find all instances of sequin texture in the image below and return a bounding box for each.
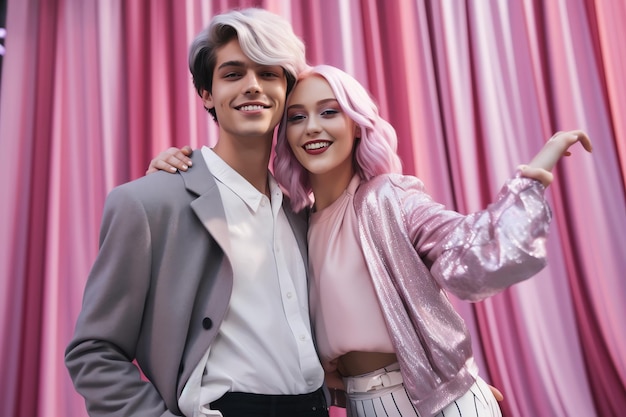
[354,173,551,416]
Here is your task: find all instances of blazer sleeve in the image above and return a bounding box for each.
[394,174,552,302]
[65,184,171,416]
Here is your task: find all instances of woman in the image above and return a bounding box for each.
[149,65,592,417]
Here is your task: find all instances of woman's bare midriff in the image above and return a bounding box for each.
[337,351,398,377]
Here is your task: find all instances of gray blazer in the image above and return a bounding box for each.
[65,152,309,416]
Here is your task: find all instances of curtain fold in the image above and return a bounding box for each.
[1,1,623,416]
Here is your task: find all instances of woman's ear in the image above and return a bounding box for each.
[354,126,362,140]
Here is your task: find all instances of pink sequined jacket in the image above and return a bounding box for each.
[353,173,551,417]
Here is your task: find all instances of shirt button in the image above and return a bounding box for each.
[299,335,306,341]
[286,292,293,299]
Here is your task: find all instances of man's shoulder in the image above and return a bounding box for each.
[114,171,185,194]
[104,171,192,212]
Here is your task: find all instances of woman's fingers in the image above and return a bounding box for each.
[146,147,193,175]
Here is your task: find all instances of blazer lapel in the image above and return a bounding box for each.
[180,151,233,260]
[176,151,234,398]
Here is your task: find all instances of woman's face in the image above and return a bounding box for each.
[285,75,358,179]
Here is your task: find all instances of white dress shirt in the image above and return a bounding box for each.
[179,147,323,417]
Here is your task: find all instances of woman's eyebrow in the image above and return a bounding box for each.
[287,98,338,110]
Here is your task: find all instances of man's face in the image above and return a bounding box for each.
[202,39,288,142]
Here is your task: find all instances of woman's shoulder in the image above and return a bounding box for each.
[354,174,428,214]
[358,173,425,194]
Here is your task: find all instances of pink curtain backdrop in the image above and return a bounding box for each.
[1,1,624,416]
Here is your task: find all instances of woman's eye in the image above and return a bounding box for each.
[287,114,306,122]
[321,109,339,116]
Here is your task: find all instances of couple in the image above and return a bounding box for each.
[66,7,592,417]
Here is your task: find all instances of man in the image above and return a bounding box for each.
[65,8,326,417]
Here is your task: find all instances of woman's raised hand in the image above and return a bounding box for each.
[519,130,592,187]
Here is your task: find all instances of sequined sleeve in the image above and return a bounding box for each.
[395,174,552,302]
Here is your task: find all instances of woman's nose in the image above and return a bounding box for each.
[306,117,322,135]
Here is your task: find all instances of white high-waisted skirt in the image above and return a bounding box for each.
[343,363,502,417]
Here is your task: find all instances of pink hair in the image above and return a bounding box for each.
[274,65,403,212]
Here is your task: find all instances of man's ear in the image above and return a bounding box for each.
[201,89,214,110]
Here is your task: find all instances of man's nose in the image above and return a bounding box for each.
[243,71,261,94]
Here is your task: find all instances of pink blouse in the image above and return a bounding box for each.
[308,175,395,373]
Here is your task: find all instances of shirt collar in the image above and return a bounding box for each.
[201,146,281,212]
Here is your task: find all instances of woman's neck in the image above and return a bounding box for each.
[310,167,355,212]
